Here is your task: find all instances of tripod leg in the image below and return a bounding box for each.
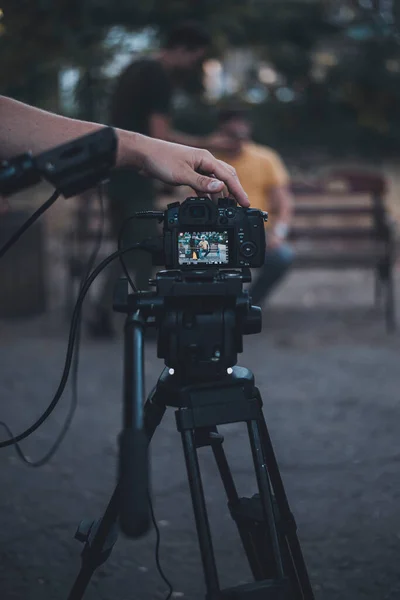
[209,430,277,581]
[144,385,167,440]
[68,391,166,600]
[247,420,286,581]
[258,411,315,600]
[67,486,120,600]
[181,429,221,599]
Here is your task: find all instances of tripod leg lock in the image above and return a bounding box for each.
[229,494,297,535]
[74,519,94,544]
[219,578,291,599]
[74,519,119,567]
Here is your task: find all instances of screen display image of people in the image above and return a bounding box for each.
[178,231,229,266]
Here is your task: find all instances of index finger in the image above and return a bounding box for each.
[211,159,250,208]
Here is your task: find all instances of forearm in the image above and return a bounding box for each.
[0,96,250,207]
[0,95,145,169]
[271,186,294,224]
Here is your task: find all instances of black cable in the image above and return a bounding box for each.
[0,194,172,594]
[116,211,163,293]
[117,214,174,597]
[119,211,174,598]
[69,185,105,448]
[0,242,142,449]
[117,215,139,293]
[0,190,60,259]
[149,491,174,600]
[0,186,106,464]
[0,195,172,598]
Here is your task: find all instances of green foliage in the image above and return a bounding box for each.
[0,0,335,83]
[1,0,400,157]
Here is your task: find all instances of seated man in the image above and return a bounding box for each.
[213,107,294,306]
[199,235,210,258]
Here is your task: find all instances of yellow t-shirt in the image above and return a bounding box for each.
[215,142,290,213]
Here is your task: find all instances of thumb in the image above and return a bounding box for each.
[189,173,224,195]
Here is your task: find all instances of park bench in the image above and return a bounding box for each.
[288,170,397,331]
[63,173,397,332]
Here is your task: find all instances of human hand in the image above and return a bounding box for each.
[266,232,283,249]
[132,135,249,207]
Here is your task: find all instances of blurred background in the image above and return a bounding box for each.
[1,2,400,600]
[1,0,400,318]
[3,0,400,158]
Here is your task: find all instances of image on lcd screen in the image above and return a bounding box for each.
[178,231,229,266]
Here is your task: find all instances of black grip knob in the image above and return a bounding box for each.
[243,305,262,335]
[118,429,151,538]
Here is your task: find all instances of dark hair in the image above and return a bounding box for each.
[217,105,250,125]
[163,21,211,51]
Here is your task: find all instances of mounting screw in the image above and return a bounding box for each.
[211,349,221,362]
[74,519,94,543]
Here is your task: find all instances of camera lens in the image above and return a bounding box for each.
[189,205,206,219]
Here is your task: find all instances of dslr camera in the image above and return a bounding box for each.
[161,196,268,270]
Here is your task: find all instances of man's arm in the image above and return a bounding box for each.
[265,185,294,248]
[0,96,249,206]
[0,96,104,160]
[149,113,237,153]
[150,113,203,148]
[0,95,148,170]
[269,185,294,232]
[265,151,294,245]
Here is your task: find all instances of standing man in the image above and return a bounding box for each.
[90,21,237,337]
[213,106,294,306]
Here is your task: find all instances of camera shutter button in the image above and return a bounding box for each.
[240,241,257,258]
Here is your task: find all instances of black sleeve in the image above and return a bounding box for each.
[141,61,172,116]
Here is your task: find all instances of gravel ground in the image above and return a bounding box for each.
[0,267,400,600]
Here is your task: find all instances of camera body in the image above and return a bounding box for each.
[162,197,267,270]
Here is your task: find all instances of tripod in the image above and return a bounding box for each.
[67,270,315,600]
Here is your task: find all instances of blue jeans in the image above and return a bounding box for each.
[249,244,294,305]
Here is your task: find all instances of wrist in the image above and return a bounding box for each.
[273,222,289,240]
[115,129,147,170]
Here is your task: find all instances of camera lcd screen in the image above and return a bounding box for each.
[178,231,229,266]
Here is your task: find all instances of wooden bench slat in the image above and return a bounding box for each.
[294,205,384,216]
[293,252,386,268]
[292,188,384,197]
[289,227,387,240]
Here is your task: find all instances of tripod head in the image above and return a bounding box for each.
[114,268,261,383]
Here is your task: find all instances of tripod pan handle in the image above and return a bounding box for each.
[118,428,150,538]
